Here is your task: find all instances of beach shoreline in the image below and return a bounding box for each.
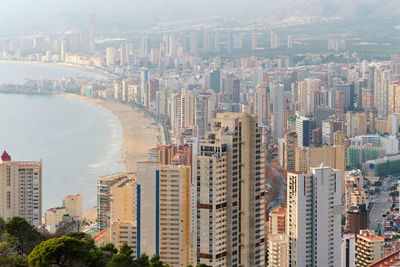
[60,94,164,221]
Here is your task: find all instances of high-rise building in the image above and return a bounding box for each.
[268,234,288,267]
[62,194,83,218]
[106,47,115,66]
[180,90,195,130]
[210,69,221,94]
[361,89,374,111]
[88,13,96,51]
[97,173,131,231]
[251,27,258,50]
[195,94,209,140]
[110,181,139,255]
[355,229,384,267]
[334,83,355,111]
[296,116,314,147]
[346,112,367,137]
[140,70,149,104]
[283,132,298,172]
[0,151,42,227]
[270,29,280,49]
[271,82,284,139]
[391,54,400,75]
[389,82,400,114]
[287,167,342,266]
[190,32,197,54]
[120,43,129,66]
[158,165,191,267]
[141,35,150,58]
[193,113,265,266]
[268,205,286,235]
[347,205,367,236]
[145,79,159,109]
[135,162,160,257]
[374,66,392,117]
[341,234,356,267]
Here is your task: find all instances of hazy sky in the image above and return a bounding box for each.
[0,0,272,34]
[0,0,399,35]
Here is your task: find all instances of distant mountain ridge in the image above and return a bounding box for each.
[258,0,400,21]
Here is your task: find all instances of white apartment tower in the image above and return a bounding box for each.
[193,113,265,266]
[287,167,342,267]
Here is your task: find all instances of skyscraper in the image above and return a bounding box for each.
[142,35,150,58]
[374,66,392,117]
[210,69,221,94]
[389,82,400,114]
[296,116,314,147]
[158,165,191,267]
[89,13,96,51]
[120,43,129,66]
[270,29,280,49]
[106,47,115,66]
[287,167,342,266]
[251,27,258,50]
[110,181,139,253]
[355,230,384,266]
[0,151,42,227]
[97,173,131,231]
[195,94,209,140]
[193,113,265,266]
[271,82,284,139]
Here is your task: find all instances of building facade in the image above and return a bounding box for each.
[0,151,42,227]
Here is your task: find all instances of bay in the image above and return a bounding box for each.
[0,62,123,211]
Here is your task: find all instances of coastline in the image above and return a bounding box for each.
[61,94,164,173]
[0,59,117,80]
[61,94,164,222]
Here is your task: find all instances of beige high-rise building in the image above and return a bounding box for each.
[159,165,191,267]
[374,66,392,117]
[268,234,288,267]
[193,113,265,267]
[295,145,346,174]
[389,83,400,114]
[355,229,384,267]
[63,194,83,218]
[295,147,309,172]
[269,206,286,235]
[283,132,298,172]
[346,112,367,137]
[97,173,131,231]
[110,181,139,255]
[45,207,67,226]
[0,151,42,227]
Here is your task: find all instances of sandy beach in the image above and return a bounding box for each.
[62,94,164,221]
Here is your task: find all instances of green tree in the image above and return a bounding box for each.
[5,217,41,255]
[102,243,118,255]
[149,254,170,267]
[0,239,27,266]
[108,243,135,267]
[27,236,88,267]
[135,253,150,267]
[0,216,6,235]
[102,243,119,264]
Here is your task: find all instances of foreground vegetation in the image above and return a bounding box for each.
[0,216,207,267]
